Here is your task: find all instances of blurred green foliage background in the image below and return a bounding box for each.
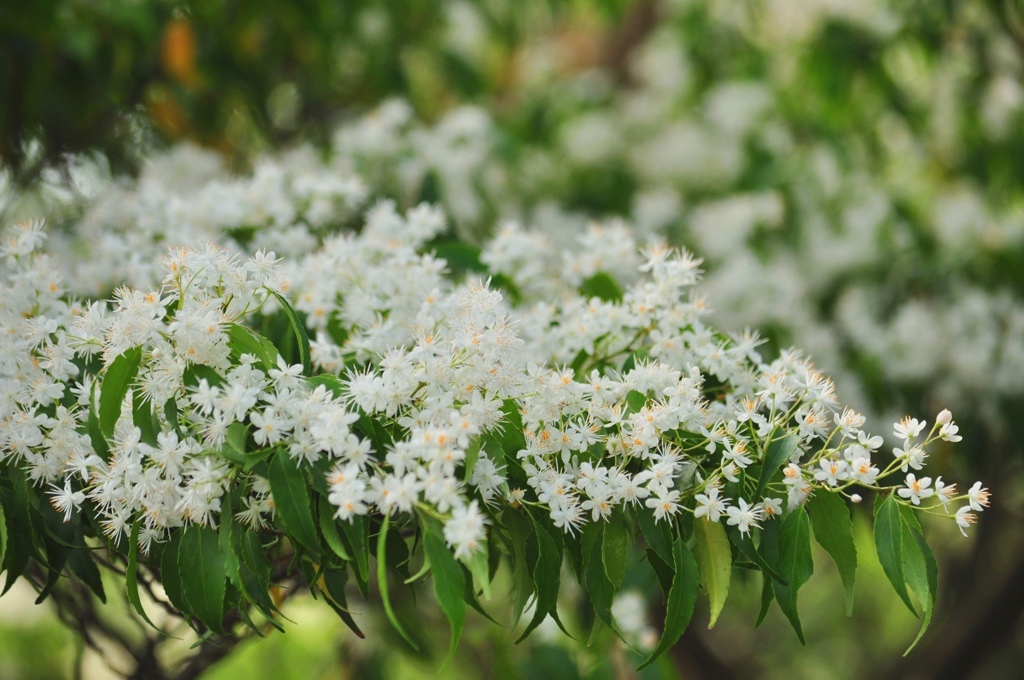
[3,1,1024,679]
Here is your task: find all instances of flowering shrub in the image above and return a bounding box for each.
[1,3,1017,675]
[0,201,989,674]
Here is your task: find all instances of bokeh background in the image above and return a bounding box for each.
[2,1,1024,678]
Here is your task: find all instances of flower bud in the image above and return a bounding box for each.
[850,494,863,504]
[937,409,952,426]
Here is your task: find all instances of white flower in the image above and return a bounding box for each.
[444,501,488,559]
[813,459,848,487]
[893,417,926,442]
[725,498,762,536]
[939,422,962,443]
[848,457,879,485]
[645,489,680,524]
[694,486,729,522]
[49,478,86,522]
[967,482,991,511]
[759,497,783,519]
[897,474,934,506]
[781,463,804,486]
[934,477,957,509]
[955,506,977,537]
[895,444,927,473]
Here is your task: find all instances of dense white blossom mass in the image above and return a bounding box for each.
[0,203,985,565]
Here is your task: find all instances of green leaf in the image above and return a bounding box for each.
[755,434,798,499]
[602,515,629,590]
[226,324,279,371]
[306,373,344,397]
[636,505,673,568]
[178,524,227,634]
[86,382,110,461]
[505,509,535,627]
[580,272,623,303]
[728,527,786,585]
[806,491,857,615]
[0,471,36,596]
[339,515,370,599]
[226,422,248,457]
[236,531,279,623]
[68,549,106,603]
[182,363,225,388]
[0,502,5,569]
[377,515,419,651]
[639,539,698,670]
[463,437,482,484]
[646,548,674,596]
[272,292,311,375]
[164,397,184,438]
[693,517,731,629]
[570,349,589,375]
[267,452,320,555]
[517,514,562,643]
[220,489,242,589]
[585,525,617,632]
[423,529,466,670]
[464,542,492,601]
[625,390,647,415]
[99,346,142,439]
[321,568,364,638]
[126,522,158,628]
[431,241,485,277]
[773,508,814,644]
[755,520,780,627]
[874,494,916,615]
[131,389,158,445]
[902,522,937,654]
[319,497,351,561]
[160,530,186,613]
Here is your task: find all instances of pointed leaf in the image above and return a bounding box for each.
[464,542,492,600]
[268,452,320,555]
[728,527,786,584]
[806,491,857,615]
[517,514,562,643]
[585,525,617,632]
[160,530,186,613]
[602,515,629,590]
[377,515,419,650]
[272,292,311,375]
[226,324,279,371]
[321,567,364,638]
[99,346,142,439]
[580,272,623,302]
[756,519,781,628]
[505,509,534,627]
[636,505,673,568]
[68,548,106,603]
[874,494,916,615]
[178,524,227,634]
[126,522,158,628]
[319,497,351,561]
[755,434,798,499]
[693,517,731,629]
[773,508,814,644]
[423,529,466,670]
[236,531,279,621]
[339,515,370,598]
[639,539,698,669]
[86,382,110,461]
[902,523,937,654]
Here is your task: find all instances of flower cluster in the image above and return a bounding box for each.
[0,204,987,661]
